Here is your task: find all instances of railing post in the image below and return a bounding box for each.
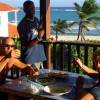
[40,0,51,69]
[84,45,88,66]
[76,45,80,73]
[93,46,97,70]
[60,44,64,70]
[53,43,57,69]
[67,44,71,71]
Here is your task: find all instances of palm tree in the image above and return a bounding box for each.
[52,19,76,41]
[52,19,66,41]
[74,0,100,41]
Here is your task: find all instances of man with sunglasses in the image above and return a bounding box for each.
[0,37,39,85]
[0,37,39,100]
[3,38,20,59]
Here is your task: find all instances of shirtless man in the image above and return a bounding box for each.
[0,37,39,84]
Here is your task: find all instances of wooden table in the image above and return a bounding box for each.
[0,69,95,100]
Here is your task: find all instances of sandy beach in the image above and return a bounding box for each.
[51,35,100,41]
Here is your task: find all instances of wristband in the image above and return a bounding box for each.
[80,63,83,67]
[37,36,42,41]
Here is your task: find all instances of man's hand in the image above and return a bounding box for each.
[76,58,83,67]
[11,49,21,58]
[28,38,38,48]
[38,16,44,38]
[29,67,40,78]
[32,71,40,78]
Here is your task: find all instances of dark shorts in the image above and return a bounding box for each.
[91,86,100,100]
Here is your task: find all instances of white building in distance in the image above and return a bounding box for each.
[0,2,18,37]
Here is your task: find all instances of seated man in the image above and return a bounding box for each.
[75,49,100,99]
[0,37,39,84]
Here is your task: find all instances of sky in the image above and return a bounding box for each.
[0,0,100,7]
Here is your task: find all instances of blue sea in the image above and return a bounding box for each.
[8,7,100,36]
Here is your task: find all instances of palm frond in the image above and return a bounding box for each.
[82,24,90,31]
[66,22,77,27]
[83,20,96,28]
[88,16,100,20]
[74,3,81,12]
[82,0,99,15]
[79,12,87,19]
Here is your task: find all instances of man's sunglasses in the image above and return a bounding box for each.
[4,44,15,48]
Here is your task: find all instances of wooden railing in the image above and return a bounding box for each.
[42,41,100,73]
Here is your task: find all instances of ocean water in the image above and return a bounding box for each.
[8,7,100,36]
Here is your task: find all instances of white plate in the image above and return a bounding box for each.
[43,83,72,96]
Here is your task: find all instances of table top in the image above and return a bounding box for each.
[0,69,96,100]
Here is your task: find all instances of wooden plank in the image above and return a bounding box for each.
[40,0,51,68]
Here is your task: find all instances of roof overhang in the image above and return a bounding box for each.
[0,2,17,11]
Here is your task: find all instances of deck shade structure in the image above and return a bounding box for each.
[40,0,51,68]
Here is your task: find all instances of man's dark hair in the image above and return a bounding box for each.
[23,0,35,14]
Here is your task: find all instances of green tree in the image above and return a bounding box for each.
[74,0,100,41]
[52,19,66,41]
[52,19,75,41]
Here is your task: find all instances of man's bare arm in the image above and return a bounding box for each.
[76,58,98,77]
[28,18,45,48]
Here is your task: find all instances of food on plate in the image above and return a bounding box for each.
[44,83,72,95]
[36,76,55,85]
[48,71,68,79]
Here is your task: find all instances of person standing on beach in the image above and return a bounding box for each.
[17,0,46,70]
